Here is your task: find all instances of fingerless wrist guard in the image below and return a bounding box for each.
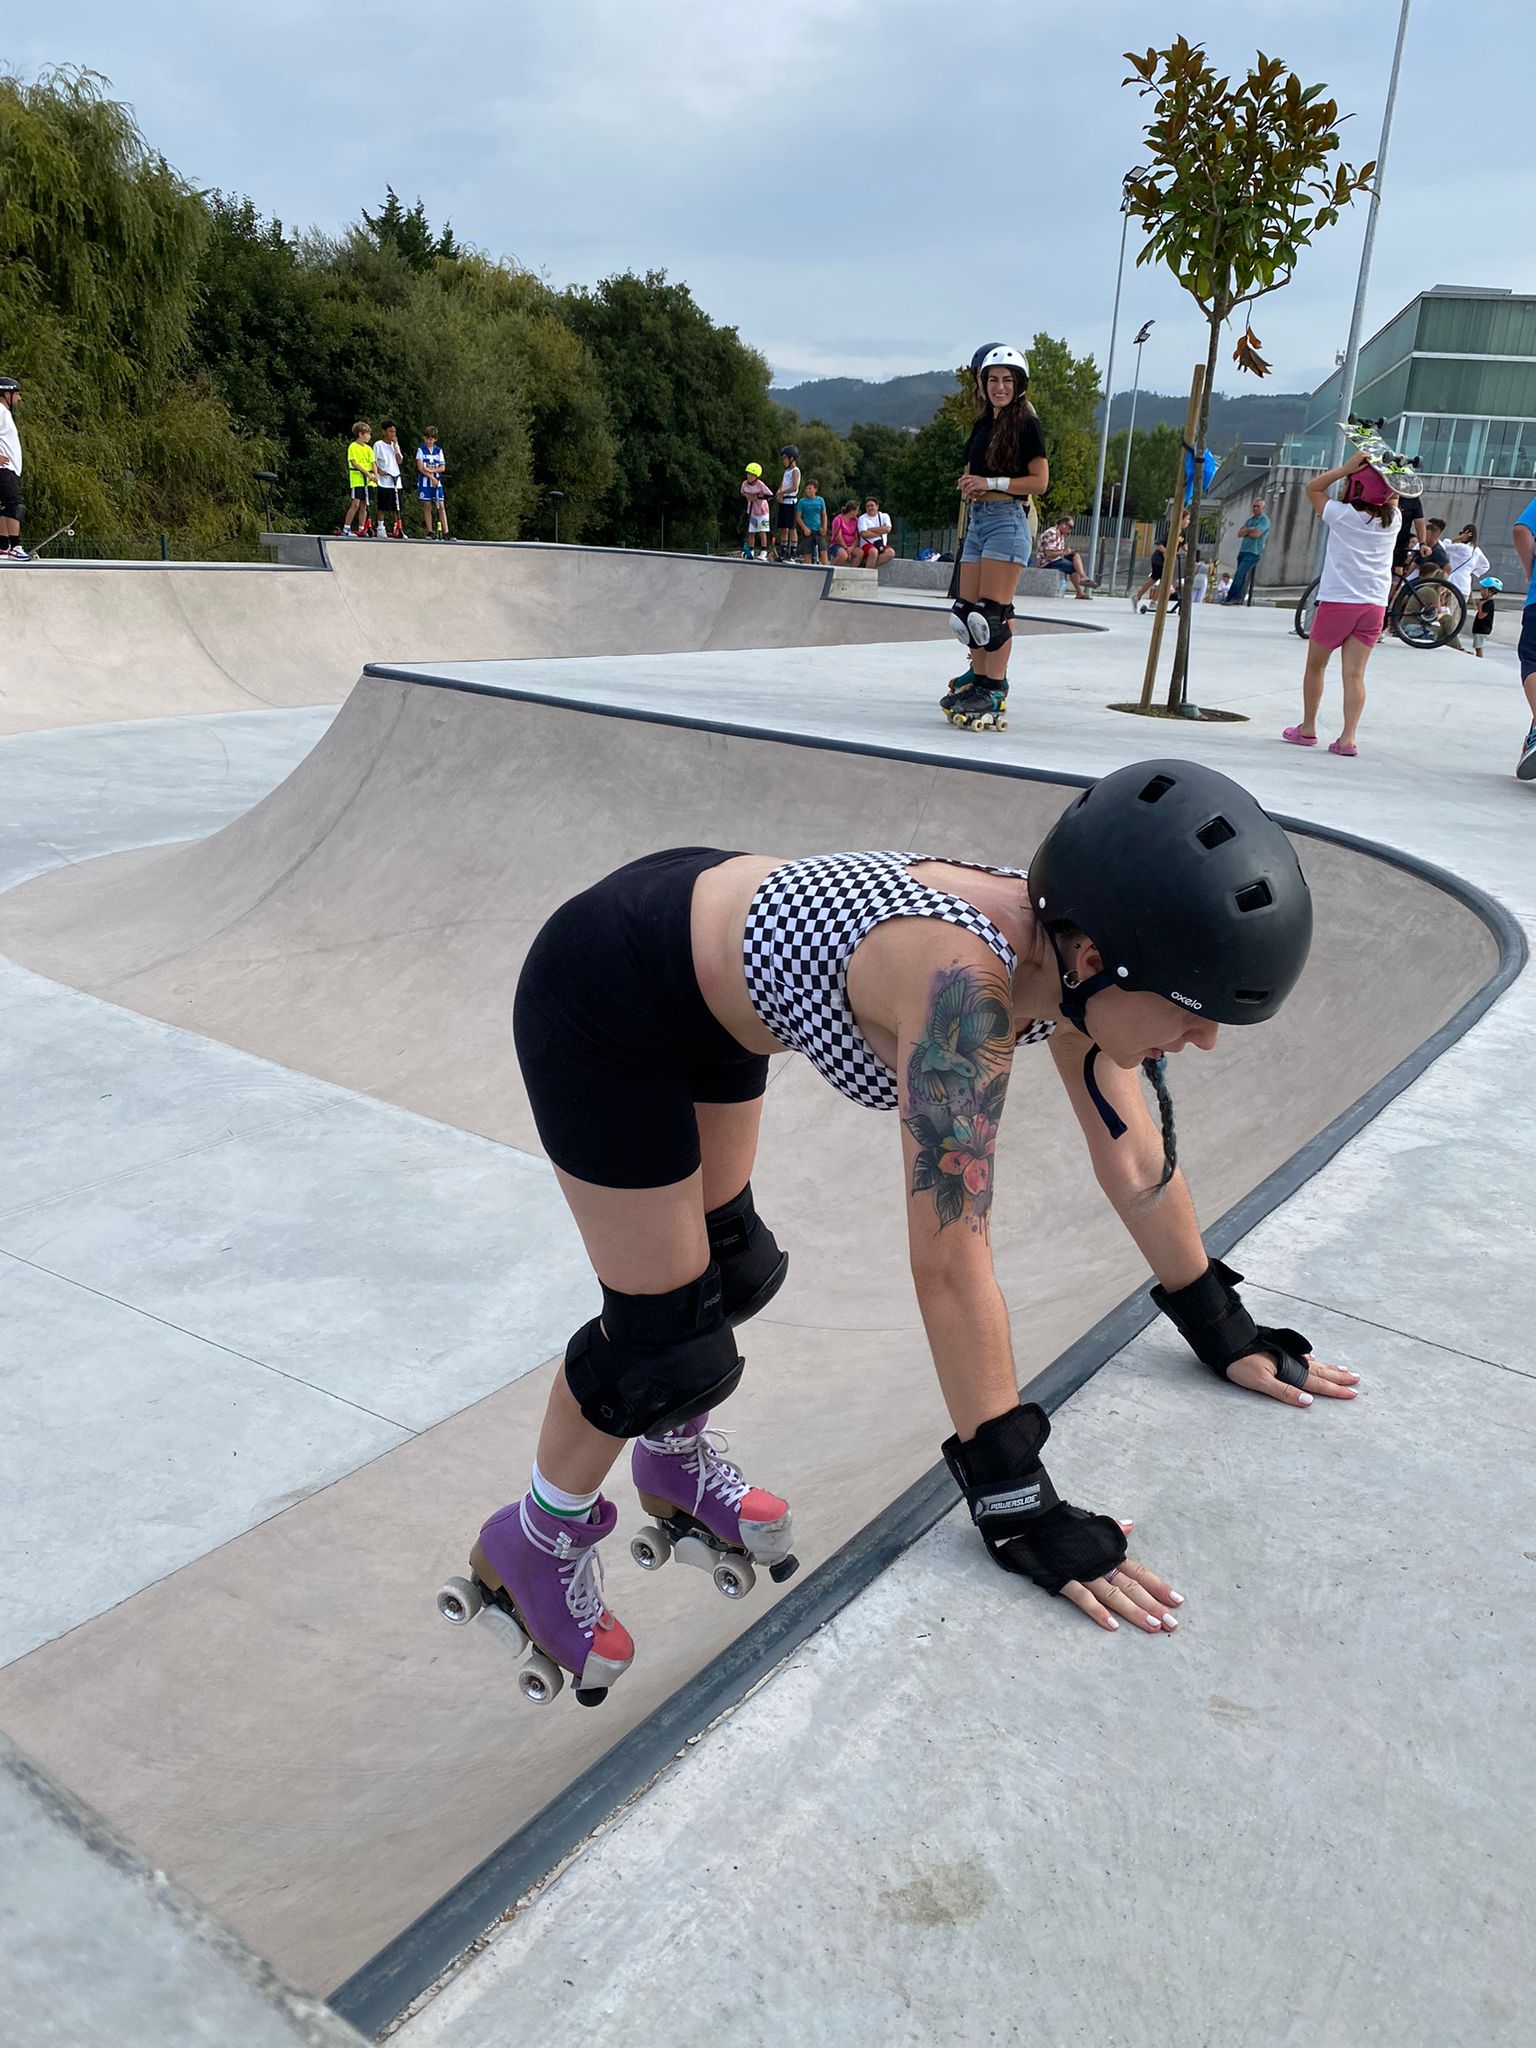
[1151,1258,1312,1389]
[942,1403,1127,1596]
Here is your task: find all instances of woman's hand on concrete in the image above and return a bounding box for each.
[1062,1526,1182,1634]
[1223,1349,1360,1406]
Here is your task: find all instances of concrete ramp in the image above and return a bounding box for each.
[0,543,1060,735]
[0,671,1501,2001]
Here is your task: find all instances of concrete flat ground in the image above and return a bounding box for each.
[0,575,1531,2044]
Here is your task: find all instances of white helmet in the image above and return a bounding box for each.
[976,345,1029,390]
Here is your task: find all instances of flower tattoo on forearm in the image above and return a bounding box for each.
[903,965,1013,1234]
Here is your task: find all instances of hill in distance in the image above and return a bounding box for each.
[771,371,1310,448]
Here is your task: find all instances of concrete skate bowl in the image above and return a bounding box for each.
[0,671,1518,2023]
[0,539,1079,735]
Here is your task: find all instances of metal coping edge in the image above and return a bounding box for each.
[330,678,1525,2039]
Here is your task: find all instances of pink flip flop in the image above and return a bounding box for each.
[1282,726,1317,746]
[1328,739,1358,757]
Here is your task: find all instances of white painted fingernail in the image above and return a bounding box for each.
[1161,1614,1178,1630]
[1297,1392,1314,1406]
[1144,1615,1162,1629]
[1106,1617,1120,1630]
[1167,1590,1184,1605]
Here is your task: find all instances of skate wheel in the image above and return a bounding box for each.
[518,1652,564,1704]
[769,1555,801,1585]
[712,1557,756,1600]
[436,1575,483,1625]
[630,1525,673,1572]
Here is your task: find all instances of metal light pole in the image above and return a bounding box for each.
[548,489,565,543]
[1086,187,1132,583]
[1330,0,1413,466]
[1109,322,1154,595]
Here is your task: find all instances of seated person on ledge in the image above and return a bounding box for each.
[1036,515,1093,598]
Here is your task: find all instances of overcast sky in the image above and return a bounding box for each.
[8,1,1530,400]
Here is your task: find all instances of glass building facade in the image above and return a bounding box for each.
[1288,288,1536,478]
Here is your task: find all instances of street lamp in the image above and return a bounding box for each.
[1086,183,1134,584]
[1109,322,1154,595]
[548,489,565,544]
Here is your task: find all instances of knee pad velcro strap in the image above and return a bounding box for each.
[564,1264,744,1439]
[705,1182,789,1328]
[942,1403,1126,1597]
[1151,1258,1312,1388]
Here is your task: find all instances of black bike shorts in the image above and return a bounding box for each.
[0,468,23,520]
[512,847,771,1190]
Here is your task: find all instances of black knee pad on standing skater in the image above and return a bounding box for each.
[564,1264,744,1439]
[1151,1258,1312,1388]
[973,597,1011,650]
[706,1182,789,1327]
[942,1403,1126,1596]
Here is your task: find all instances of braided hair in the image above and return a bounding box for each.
[1141,1056,1177,1190]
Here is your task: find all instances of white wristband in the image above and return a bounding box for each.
[989,476,1011,493]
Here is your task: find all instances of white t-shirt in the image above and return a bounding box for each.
[1318,498,1399,605]
[1440,538,1490,598]
[857,511,890,547]
[0,404,21,477]
[372,439,402,487]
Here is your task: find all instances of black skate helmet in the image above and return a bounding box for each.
[1030,759,1312,1028]
[0,376,20,401]
[969,341,1005,372]
[780,443,799,460]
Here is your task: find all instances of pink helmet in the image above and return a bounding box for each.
[1343,464,1398,510]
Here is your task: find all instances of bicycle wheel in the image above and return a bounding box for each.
[1293,579,1320,640]
[1391,577,1465,649]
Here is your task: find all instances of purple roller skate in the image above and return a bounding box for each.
[629,1414,798,1599]
[435,1494,634,1707]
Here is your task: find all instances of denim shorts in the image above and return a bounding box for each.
[960,498,1032,567]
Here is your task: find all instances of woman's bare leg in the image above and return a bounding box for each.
[533,1099,765,1490]
[972,558,1023,685]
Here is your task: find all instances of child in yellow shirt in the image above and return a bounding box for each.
[343,421,375,536]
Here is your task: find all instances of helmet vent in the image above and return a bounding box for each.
[1235,880,1274,912]
[1234,988,1270,1005]
[1196,816,1236,849]
[1137,774,1176,804]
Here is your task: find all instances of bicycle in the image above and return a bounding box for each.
[1293,572,1466,650]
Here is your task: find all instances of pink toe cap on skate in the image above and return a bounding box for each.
[594,1611,634,1663]
[740,1487,789,1527]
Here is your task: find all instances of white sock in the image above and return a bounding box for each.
[529,1460,598,1520]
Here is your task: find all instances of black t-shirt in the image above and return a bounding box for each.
[964,412,1048,481]
[1473,598,1495,631]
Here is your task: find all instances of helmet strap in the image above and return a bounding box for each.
[1047,932,1126,1140]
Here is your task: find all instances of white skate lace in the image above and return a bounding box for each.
[518,1497,607,1637]
[643,1426,751,1517]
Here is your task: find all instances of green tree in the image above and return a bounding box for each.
[0,66,272,550]
[845,419,913,509]
[1025,332,1101,522]
[361,186,457,274]
[1103,420,1183,522]
[1123,40,1374,703]
[562,269,779,550]
[885,370,969,530]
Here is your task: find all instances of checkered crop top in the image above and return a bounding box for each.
[741,849,1055,1110]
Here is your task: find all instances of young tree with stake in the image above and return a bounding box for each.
[1122,41,1375,707]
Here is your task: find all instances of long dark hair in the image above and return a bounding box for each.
[975,368,1039,474]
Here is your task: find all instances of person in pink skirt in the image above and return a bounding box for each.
[1284,449,1399,758]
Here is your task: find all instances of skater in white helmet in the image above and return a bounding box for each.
[941,345,1048,732]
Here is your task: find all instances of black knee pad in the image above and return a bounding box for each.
[976,597,1012,649]
[706,1182,788,1327]
[564,1264,744,1439]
